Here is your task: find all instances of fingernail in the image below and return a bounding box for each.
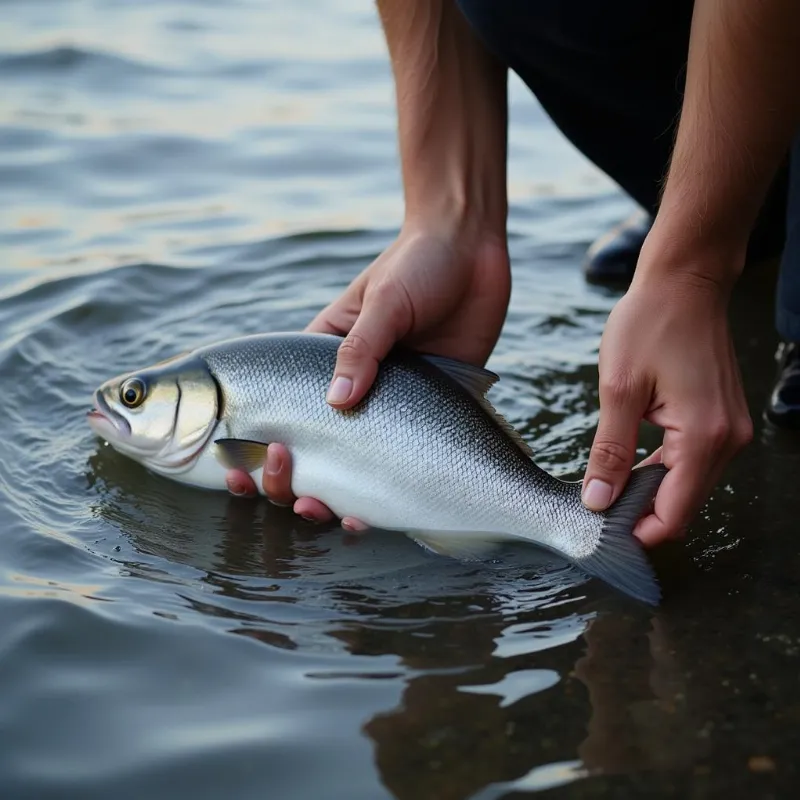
[226,478,248,497]
[266,447,281,476]
[326,375,352,405]
[583,479,613,510]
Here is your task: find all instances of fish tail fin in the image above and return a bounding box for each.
[574,464,667,606]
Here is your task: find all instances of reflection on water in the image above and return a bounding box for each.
[77,441,703,799]
[2,0,800,797]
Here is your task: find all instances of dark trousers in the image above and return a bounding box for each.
[456,0,800,342]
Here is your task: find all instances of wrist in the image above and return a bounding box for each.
[631,212,747,296]
[401,206,508,256]
[404,186,508,244]
[400,108,508,240]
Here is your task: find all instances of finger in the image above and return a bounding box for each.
[306,309,349,336]
[226,470,258,497]
[633,430,731,546]
[632,460,717,546]
[294,496,335,523]
[326,287,410,409]
[634,407,752,546]
[583,372,650,511]
[341,517,369,532]
[634,446,663,468]
[305,282,365,336]
[633,513,687,546]
[261,444,295,507]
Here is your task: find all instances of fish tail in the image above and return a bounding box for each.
[573,464,667,606]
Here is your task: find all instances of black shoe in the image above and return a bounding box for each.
[765,342,800,429]
[583,210,653,286]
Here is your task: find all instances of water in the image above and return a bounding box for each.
[2,1,800,798]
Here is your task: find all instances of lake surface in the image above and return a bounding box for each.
[2,1,799,798]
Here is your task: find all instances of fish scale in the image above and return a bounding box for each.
[205,336,559,537]
[90,332,668,604]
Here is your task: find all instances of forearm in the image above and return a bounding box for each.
[376,0,508,236]
[641,0,800,286]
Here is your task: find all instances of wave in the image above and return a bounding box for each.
[0,44,171,79]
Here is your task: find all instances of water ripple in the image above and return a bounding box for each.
[0,45,170,79]
[0,1,757,798]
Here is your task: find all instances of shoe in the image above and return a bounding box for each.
[765,342,800,429]
[583,210,653,286]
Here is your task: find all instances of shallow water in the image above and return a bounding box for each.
[2,1,800,798]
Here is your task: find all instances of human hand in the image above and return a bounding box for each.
[226,442,369,530]
[225,222,511,519]
[581,268,753,546]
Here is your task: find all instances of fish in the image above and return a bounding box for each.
[88,332,667,604]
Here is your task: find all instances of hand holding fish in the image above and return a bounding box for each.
[89,329,667,603]
[582,254,753,546]
[309,226,511,409]
[224,224,511,519]
[228,240,753,551]
[228,231,752,545]
[228,441,361,529]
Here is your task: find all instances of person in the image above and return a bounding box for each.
[226,0,800,547]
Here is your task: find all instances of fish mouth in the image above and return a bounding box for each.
[87,390,131,440]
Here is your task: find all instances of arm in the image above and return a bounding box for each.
[313,0,510,409]
[582,0,800,544]
[643,0,800,282]
[226,2,512,507]
[377,0,508,241]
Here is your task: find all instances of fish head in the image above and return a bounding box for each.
[88,353,219,474]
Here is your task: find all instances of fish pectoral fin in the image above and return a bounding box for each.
[407,530,506,561]
[214,438,269,472]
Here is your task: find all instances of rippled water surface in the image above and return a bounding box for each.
[3,1,800,798]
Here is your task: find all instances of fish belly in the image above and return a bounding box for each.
[289,447,443,529]
[288,442,522,536]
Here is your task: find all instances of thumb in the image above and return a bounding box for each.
[582,376,649,511]
[325,286,410,410]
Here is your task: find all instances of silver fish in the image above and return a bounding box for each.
[88,332,666,604]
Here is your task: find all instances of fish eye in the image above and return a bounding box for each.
[120,378,146,409]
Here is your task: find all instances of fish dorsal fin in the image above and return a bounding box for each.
[482,407,535,458]
[421,353,534,459]
[420,353,498,398]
